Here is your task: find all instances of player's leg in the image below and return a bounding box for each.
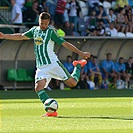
[35,79,49,104]
[98,74,102,88]
[35,67,58,117]
[64,59,87,87]
[110,72,117,83]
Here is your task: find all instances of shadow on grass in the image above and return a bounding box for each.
[0,89,133,99]
[57,116,133,121]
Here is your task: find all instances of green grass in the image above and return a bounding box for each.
[0,89,133,133]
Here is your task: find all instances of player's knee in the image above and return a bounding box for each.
[35,82,46,92]
[69,80,77,87]
[65,79,77,87]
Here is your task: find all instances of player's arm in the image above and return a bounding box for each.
[62,41,91,59]
[51,29,90,59]
[0,32,30,40]
[102,68,108,74]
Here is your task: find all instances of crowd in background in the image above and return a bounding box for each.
[6,0,133,90]
[7,0,133,36]
[49,54,133,90]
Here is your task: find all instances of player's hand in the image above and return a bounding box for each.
[80,52,91,59]
[0,32,4,39]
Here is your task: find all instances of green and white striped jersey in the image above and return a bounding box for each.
[23,26,66,68]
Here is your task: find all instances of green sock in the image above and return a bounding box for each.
[37,90,49,104]
[71,64,81,82]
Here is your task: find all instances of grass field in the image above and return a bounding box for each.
[0,89,133,133]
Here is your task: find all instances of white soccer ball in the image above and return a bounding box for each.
[44,98,58,113]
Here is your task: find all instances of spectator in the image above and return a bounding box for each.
[24,0,33,8]
[49,20,55,29]
[77,64,88,89]
[24,1,39,28]
[101,53,117,84]
[87,10,97,33]
[46,0,57,21]
[87,0,100,12]
[68,0,81,32]
[124,4,132,14]
[116,8,126,33]
[125,57,133,87]
[108,8,117,23]
[63,55,74,74]
[64,1,70,22]
[41,0,47,12]
[10,0,23,33]
[87,54,94,68]
[62,21,74,36]
[96,19,106,36]
[87,18,105,36]
[105,22,118,37]
[116,0,128,8]
[87,56,102,89]
[55,0,67,26]
[36,0,44,14]
[115,57,131,89]
[16,0,25,11]
[125,9,133,33]
[128,0,133,6]
[96,5,109,26]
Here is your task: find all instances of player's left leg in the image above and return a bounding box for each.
[35,79,49,104]
[35,67,58,117]
[64,59,87,87]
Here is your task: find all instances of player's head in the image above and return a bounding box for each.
[39,12,51,30]
[67,55,72,63]
[92,56,98,64]
[10,0,16,5]
[106,53,112,61]
[118,57,124,64]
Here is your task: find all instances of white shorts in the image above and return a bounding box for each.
[35,61,71,88]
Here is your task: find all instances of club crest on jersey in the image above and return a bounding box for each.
[35,37,43,45]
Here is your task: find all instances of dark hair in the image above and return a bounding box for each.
[93,56,98,59]
[109,8,114,11]
[106,53,112,56]
[129,57,133,60]
[67,55,72,59]
[39,12,51,20]
[119,57,124,60]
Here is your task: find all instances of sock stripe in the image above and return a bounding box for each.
[37,90,45,95]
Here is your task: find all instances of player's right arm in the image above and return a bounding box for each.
[0,32,30,40]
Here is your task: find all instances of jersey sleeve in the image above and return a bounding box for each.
[22,27,35,39]
[51,29,66,45]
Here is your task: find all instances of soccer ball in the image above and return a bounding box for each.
[44,98,58,113]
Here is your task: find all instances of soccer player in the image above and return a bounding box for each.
[63,55,74,74]
[101,53,117,84]
[0,12,91,117]
[87,56,102,89]
[125,57,133,88]
[115,57,131,88]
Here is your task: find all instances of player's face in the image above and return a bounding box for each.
[107,54,112,61]
[119,59,124,64]
[93,58,97,64]
[39,19,50,30]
